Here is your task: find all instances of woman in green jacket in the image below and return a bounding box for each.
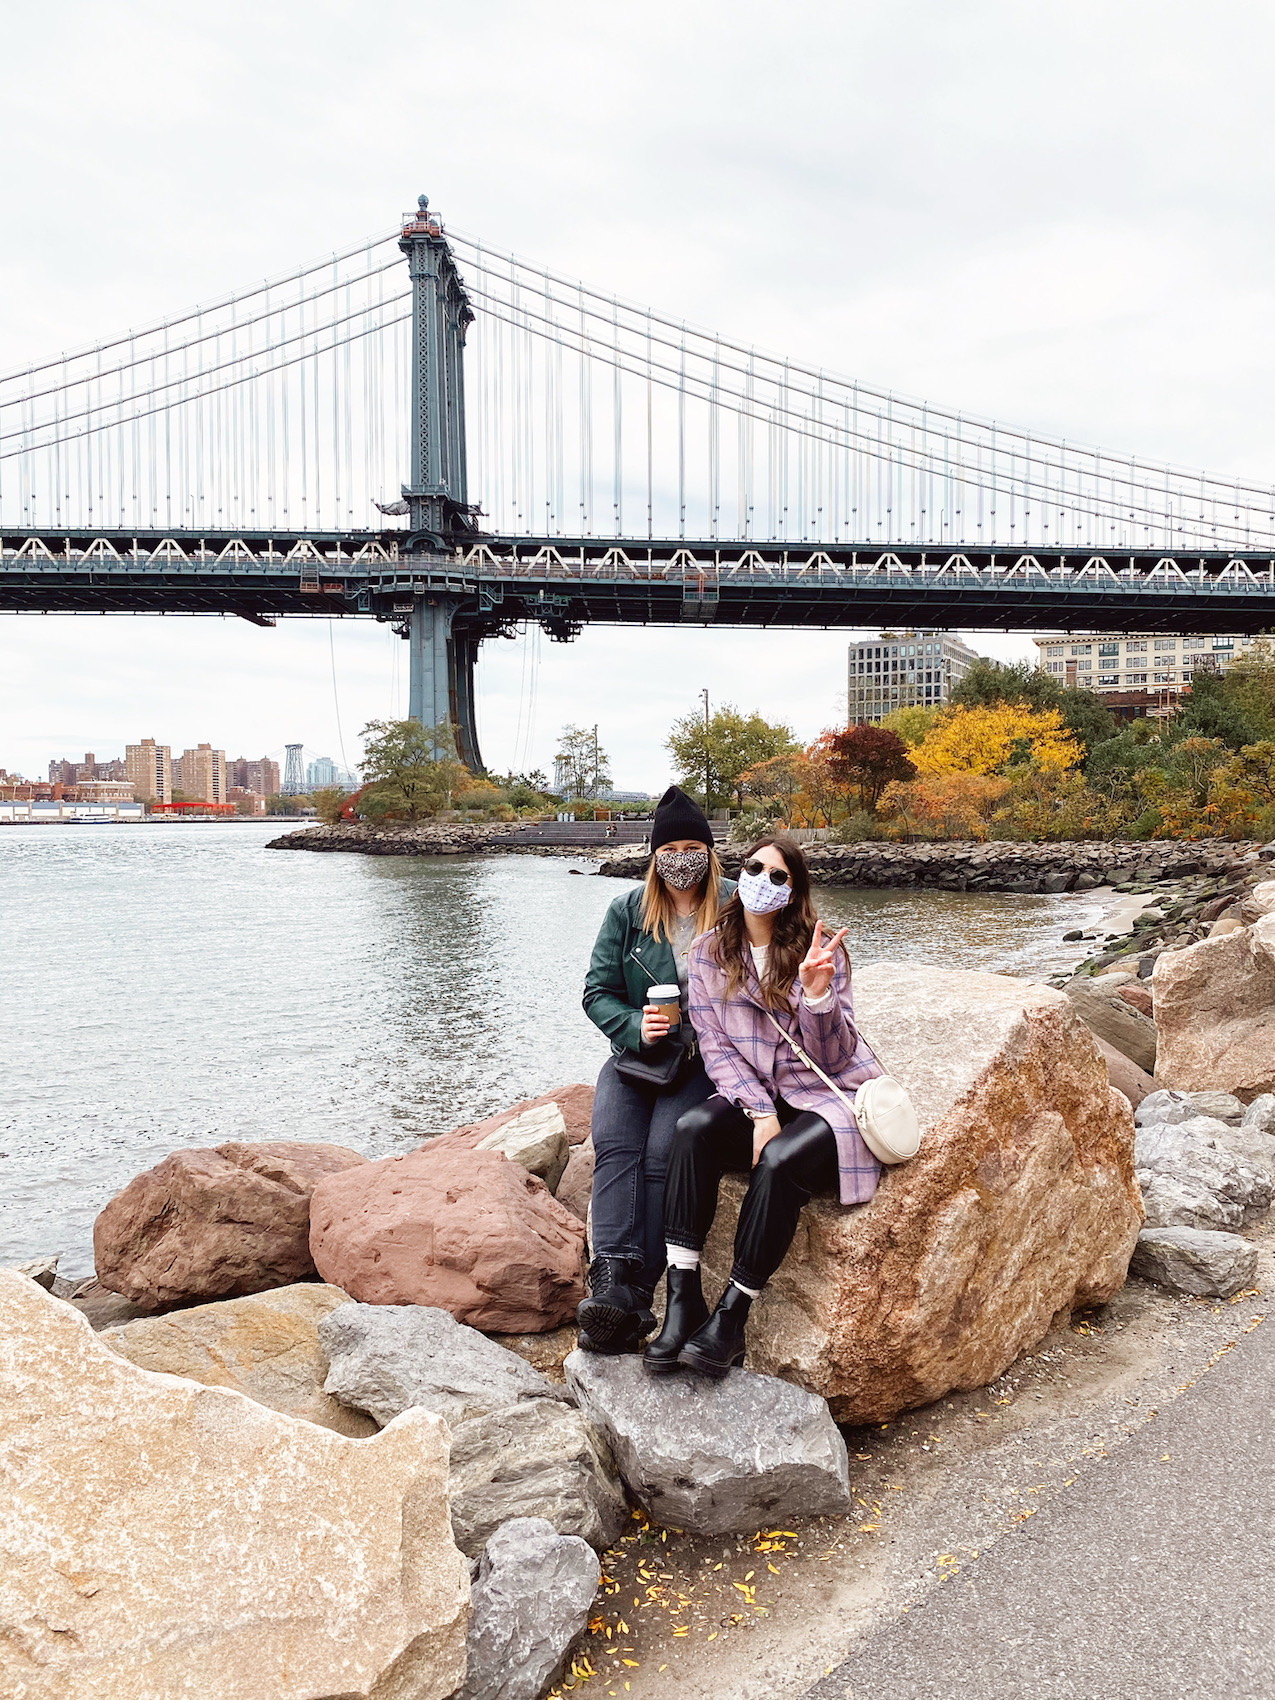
[579,786,734,1353]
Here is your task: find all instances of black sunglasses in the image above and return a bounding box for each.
[742,859,791,885]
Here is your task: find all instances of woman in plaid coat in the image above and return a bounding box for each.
[644,834,883,1379]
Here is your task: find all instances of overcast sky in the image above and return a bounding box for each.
[3,0,1274,788]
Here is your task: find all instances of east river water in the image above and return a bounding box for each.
[0,824,1106,1275]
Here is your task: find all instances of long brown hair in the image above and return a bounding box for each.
[712,834,821,1008]
[640,847,725,944]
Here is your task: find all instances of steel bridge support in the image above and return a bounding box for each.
[408,597,483,772]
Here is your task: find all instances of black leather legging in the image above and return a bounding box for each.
[663,1093,838,1291]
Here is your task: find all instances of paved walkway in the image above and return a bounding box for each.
[807,1314,1275,1700]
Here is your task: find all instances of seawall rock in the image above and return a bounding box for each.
[0,1269,469,1700]
[1153,914,1275,1101]
[700,962,1142,1424]
[310,1144,587,1331]
[100,1282,375,1437]
[94,1140,368,1309]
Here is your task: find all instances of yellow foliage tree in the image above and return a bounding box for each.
[910,705,1083,777]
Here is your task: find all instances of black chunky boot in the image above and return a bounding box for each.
[643,1266,709,1376]
[577,1256,654,1354]
[677,1284,753,1379]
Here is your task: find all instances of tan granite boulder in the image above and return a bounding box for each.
[100,1282,376,1437]
[700,963,1142,1424]
[0,1269,468,1700]
[1153,915,1275,1101]
[94,1140,368,1309]
[310,1145,587,1332]
[475,1102,570,1193]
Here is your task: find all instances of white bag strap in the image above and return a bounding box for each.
[763,1009,863,1118]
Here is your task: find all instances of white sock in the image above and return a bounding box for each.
[666,1245,700,1270]
[731,1279,761,1298]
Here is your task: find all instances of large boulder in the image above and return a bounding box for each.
[0,1269,468,1699]
[310,1146,587,1332]
[1130,1227,1259,1298]
[100,1283,375,1437]
[1153,916,1275,1101]
[456,1517,599,1700]
[1135,1115,1275,1228]
[93,1140,368,1309]
[1064,976,1158,1073]
[555,1139,595,1224]
[448,1397,627,1557]
[700,963,1142,1424]
[564,1350,851,1535]
[319,1302,569,1428]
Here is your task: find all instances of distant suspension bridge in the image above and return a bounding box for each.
[3,194,1274,767]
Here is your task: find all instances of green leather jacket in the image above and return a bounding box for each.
[582,880,737,1054]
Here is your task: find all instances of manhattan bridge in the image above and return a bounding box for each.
[3,195,1274,770]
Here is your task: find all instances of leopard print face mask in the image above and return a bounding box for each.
[655,848,710,891]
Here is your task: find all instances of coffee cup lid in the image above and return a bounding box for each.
[647,984,680,1000]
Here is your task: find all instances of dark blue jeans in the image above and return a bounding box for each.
[590,1052,715,1298]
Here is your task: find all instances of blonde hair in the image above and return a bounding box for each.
[640,847,724,944]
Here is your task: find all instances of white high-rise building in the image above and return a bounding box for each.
[847,630,980,723]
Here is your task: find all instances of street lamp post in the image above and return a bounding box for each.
[700,688,710,812]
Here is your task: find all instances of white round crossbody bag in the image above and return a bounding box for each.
[764,1009,921,1165]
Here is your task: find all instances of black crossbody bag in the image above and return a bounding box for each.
[612,1030,697,1092]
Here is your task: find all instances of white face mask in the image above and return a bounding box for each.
[737,867,793,915]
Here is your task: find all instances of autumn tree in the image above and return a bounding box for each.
[738,751,811,823]
[667,705,796,811]
[820,723,917,811]
[951,657,1116,755]
[311,786,348,824]
[358,719,471,821]
[880,705,938,749]
[910,705,1083,778]
[878,773,1010,841]
[555,726,612,800]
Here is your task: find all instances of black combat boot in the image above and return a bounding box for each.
[677,1283,753,1379]
[643,1265,710,1376]
[577,1256,654,1354]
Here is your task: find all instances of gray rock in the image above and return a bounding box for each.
[563,1348,851,1536]
[1064,977,1157,1073]
[319,1303,566,1428]
[455,1516,601,1700]
[475,1102,570,1195]
[1181,1090,1246,1125]
[1130,1228,1259,1298]
[1135,1088,1245,1127]
[1242,1094,1275,1138]
[448,1397,627,1557]
[1136,1116,1275,1216]
[455,1517,599,1700]
[1138,1172,1243,1232]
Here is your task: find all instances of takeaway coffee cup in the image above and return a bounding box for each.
[646,984,681,1028]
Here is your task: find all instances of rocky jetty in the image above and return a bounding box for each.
[598,836,1275,895]
[267,820,542,855]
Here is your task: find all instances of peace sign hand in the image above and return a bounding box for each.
[798,919,849,1001]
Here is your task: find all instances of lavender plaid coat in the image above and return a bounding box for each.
[686,935,884,1205]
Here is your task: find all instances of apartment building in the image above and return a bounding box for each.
[173,744,227,805]
[227,756,281,797]
[124,739,172,804]
[847,630,980,723]
[48,752,127,784]
[1033,632,1261,698]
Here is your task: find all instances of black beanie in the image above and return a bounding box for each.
[650,785,714,851]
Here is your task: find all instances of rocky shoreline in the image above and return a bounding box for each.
[267,821,557,856]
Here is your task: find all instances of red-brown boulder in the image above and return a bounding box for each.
[437,1085,594,1151]
[309,1145,587,1332]
[1117,982,1155,1019]
[94,1141,368,1310]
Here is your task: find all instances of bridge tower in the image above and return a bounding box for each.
[397,196,484,771]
